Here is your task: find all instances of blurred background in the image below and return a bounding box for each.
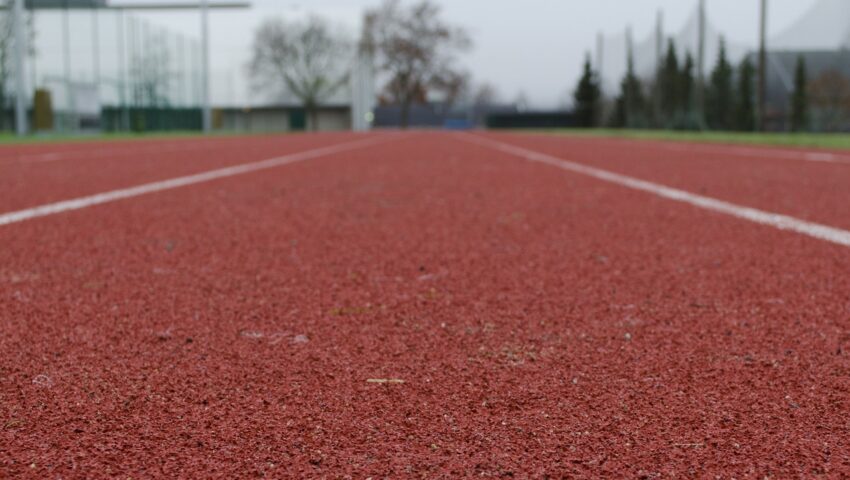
[1,0,847,135]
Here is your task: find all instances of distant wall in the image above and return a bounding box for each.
[219,107,351,133]
[374,105,444,128]
[313,109,352,131]
[100,107,202,132]
[486,111,576,129]
[221,109,290,132]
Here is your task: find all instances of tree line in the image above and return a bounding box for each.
[249,0,473,130]
[573,38,810,132]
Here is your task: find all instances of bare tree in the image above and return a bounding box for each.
[808,69,850,131]
[361,0,471,128]
[249,16,350,131]
[471,82,499,107]
[513,91,530,112]
[130,36,172,108]
[432,68,469,109]
[467,81,499,126]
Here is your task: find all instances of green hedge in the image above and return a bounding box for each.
[101,107,202,132]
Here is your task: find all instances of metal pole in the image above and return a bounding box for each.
[189,40,196,105]
[654,10,663,125]
[193,40,201,105]
[92,8,100,86]
[161,26,170,107]
[595,31,603,88]
[29,9,37,93]
[128,15,136,108]
[351,53,362,131]
[201,0,211,132]
[696,0,706,128]
[12,0,27,135]
[172,30,179,106]
[364,51,374,130]
[625,26,633,126]
[63,0,73,132]
[757,0,768,131]
[117,10,129,130]
[178,33,185,106]
[142,20,149,106]
[655,10,663,72]
[91,7,101,131]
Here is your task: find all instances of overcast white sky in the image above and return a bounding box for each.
[39,0,820,107]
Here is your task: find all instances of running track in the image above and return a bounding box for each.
[1,132,849,478]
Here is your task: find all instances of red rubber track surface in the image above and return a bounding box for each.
[1,132,849,478]
[0,134,361,211]
[488,132,850,230]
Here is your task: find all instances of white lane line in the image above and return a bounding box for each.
[0,138,242,164]
[0,135,391,227]
[20,144,211,164]
[657,142,850,164]
[459,133,850,249]
[536,134,850,165]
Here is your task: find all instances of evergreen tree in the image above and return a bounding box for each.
[790,56,809,132]
[573,55,602,127]
[659,40,681,120]
[680,53,695,116]
[611,97,627,128]
[676,52,696,128]
[734,58,756,131]
[612,51,647,128]
[706,39,734,130]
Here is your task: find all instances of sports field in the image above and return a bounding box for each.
[2,132,849,477]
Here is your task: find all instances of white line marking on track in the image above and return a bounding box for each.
[536,134,850,165]
[0,135,392,227]
[19,145,208,164]
[0,139,243,164]
[460,133,850,249]
[656,142,850,164]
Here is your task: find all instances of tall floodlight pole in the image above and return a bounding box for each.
[757,0,768,131]
[655,11,662,68]
[62,0,73,132]
[352,48,376,132]
[142,20,149,106]
[12,0,27,135]
[696,0,706,128]
[201,0,211,133]
[117,10,129,130]
[128,15,136,108]
[178,34,186,106]
[625,26,633,126]
[191,40,200,105]
[92,8,100,89]
[596,31,604,88]
[654,10,663,125]
[28,9,37,93]
[350,55,360,131]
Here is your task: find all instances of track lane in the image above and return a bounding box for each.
[459,133,850,248]
[1,132,848,477]
[0,133,376,212]
[0,135,396,227]
[523,134,850,165]
[489,132,850,231]
[0,135,260,163]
